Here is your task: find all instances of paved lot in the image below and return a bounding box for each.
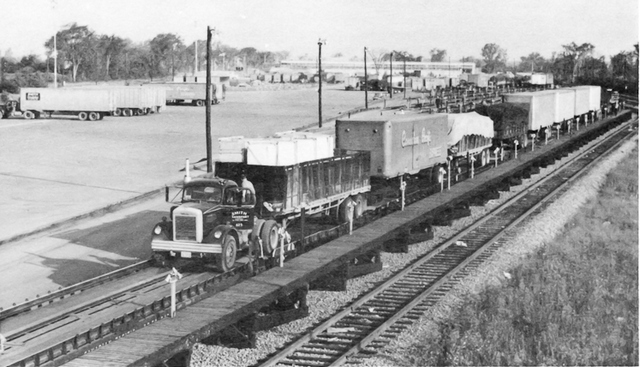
[0,85,377,243]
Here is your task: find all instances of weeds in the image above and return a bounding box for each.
[410,147,639,366]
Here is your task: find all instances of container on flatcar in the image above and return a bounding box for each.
[571,85,601,113]
[552,89,576,123]
[335,110,448,179]
[446,112,494,157]
[503,91,556,130]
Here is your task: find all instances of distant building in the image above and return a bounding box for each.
[274,59,476,77]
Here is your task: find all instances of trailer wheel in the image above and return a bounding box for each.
[339,197,355,223]
[88,112,99,121]
[136,108,143,115]
[113,108,122,117]
[195,100,204,107]
[480,149,488,167]
[143,108,150,115]
[216,234,237,272]
[0,109,4,119]
[23,110,35,120]
[260,220,279,254]
[123,108,132,117]
[98,112,104,120]
[78,111,88,121]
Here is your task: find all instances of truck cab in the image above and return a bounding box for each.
[150,173,273,272]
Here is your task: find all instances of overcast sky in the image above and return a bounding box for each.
[2,0,638,62]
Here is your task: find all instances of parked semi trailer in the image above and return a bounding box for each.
[18,87,115,121]
[160,82,225,106]
[68,86,167,117]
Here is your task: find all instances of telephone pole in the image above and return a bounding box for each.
[318,39,325,128]
[206,26,214,172]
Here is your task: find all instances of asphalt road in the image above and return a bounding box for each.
[0,84,380,309]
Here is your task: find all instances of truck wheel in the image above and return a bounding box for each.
[216,235,237,272]
[136,108,143,115]
[260,220,279,254]
[88,112,99,121]
[195,100,204,107]
[113,108,122,117]
[23,110,35,120]
[354,194,367,218]
[78,111,88,121]
[0,109,4,119]
[123,108,132,117]
[151,252,170,267]
[339,197,355,223]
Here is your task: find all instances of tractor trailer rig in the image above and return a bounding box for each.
[150,151,371,272]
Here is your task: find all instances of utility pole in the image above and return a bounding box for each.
[364,47,368,109]
[206,26,214,173]
[318,39,325,128]
[194,40,198,76]
[389,52,393,99]
[403,54,407,99]
[53,32,58,88]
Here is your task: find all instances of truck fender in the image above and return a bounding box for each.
[205,224,238,246]
[251,219,266,242]
[151,220,173,240]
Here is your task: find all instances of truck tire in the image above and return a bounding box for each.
[88,112,99,121]
[195,100,204,107]
[151,251,171,267]
[0,109,4,119]
[23,110,35,120]
[78,111,88,121]
[123,108,132,117]
[354,194,367,218]
[339,197,355,223]
[260,220,279,254]
[113,108,122,117]
[216,234,237,272]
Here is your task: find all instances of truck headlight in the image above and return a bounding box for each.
[214,230,222,239]
[154,225,163,235]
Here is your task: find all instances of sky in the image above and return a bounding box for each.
[1,0,638,63]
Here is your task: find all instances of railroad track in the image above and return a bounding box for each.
[256,120,637,367]
[1,114,632,367]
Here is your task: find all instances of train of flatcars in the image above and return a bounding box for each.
[150,85,611,270]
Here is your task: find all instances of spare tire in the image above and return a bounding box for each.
[260,220,279,254]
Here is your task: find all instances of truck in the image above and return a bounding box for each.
[160,82,225,106]
[150,135,371,272]
[18,87,115,121]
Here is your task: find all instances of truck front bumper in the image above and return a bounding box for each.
[151,239,222,254]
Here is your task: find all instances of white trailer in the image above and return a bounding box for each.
[71,86,167,116]
[19,88,115,121]
[504,91,556,130]
[552,89,576,122]
[161,83,224,106]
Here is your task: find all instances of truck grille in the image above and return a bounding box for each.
[174,215,197,241]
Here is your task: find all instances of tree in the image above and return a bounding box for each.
[481,43,507,73]
[519,52,547,72]
[99,35,128,80]
[430,49,447,62]
[149,33,184,78]
[560,42,595,83]
[45,23,96,82]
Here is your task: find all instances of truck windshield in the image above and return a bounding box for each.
[183,185,222,203]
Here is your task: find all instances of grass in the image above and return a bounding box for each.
[403,146,639,366]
